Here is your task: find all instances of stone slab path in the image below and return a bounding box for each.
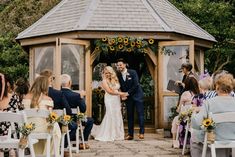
[72,134,190,157]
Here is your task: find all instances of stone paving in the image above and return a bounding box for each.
[72,134,190,157]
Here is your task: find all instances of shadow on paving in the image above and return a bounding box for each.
[72,134,190,157]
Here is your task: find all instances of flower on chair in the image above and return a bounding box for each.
[47,111,59,125]
[58,115,72,126]
[76,112,87,122]
[17,122,36,137]
[201,118,216,132]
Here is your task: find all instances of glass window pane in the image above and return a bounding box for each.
[164,96,178,122]
[61,44,85,90]
[163,45,189,91]
[34,46,54,79]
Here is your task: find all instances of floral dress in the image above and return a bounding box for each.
[0,93,24,136]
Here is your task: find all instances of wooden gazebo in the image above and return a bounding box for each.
[16,0,216,130]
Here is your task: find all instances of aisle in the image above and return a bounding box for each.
[74,134,190,157]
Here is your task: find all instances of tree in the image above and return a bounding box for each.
[170,0,235,74]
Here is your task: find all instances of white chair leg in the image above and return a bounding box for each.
[60,133,65,157]
[18,149,25,157]
[66,131,72,157]
[46,136,51,157]
[76,128,79,153]
[28,139,36,157]
[79,122,85,150]
[182,121,189,155]
[210,144,216,157]
[232,148,235,157]
[202,133,208,157]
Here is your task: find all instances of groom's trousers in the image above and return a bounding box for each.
[126,98,145,136]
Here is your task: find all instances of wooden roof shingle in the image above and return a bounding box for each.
[16,0,216,42]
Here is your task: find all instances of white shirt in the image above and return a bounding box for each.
[121,69,128,81]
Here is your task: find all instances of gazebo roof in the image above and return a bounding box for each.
[16,0,216,42]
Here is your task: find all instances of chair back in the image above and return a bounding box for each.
[0,111,26,125]
[53,108,66,116]
[212,112,235,124]
[22,109,50,118]
[71,106,80,114]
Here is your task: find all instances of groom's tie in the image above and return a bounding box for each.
[122,73,126,81]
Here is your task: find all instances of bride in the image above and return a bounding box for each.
[92,66,125,141]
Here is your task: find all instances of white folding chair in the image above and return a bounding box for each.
[0,111,37,157]
[71,107,85,153]
[23,109,55,157]
[53,109,72,157]
[202,112,235,157]
[175,103,192,154]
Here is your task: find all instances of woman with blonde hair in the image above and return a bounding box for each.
[92,66,126,141]
[23,76,61,156]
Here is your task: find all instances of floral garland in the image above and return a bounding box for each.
[94,36,155,54]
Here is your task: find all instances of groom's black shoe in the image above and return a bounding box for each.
[125,135,134,140]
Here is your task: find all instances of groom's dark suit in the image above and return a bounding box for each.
[117,69,144,136]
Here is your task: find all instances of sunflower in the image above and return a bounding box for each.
[109,46,115,51]
[136,44,141,48]
[118,44,124,49]
[118,37,123,43]
[50,112,58,121]
[108,39,113,45]
[148,39,154,44]
[127,48,132,52]
[95,47,100,51]
[63,115,71,122]
[111,38,116,44]
[203,118,212,127]
[124,37,129,43]
[102,37,108,42]
[26,123,33,130]
[136,40,141,45]
[130,42,135,47]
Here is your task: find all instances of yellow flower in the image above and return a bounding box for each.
[95,47,100,51]
[109,46,115,51]
[118,44,124,49]
[148,39,154,44]
[136,40,141,45]
[63,115,71,122]
[26,124,33,129]
[130,42,135,47]
[136,44,141,48]
[102,37,107,42]
[127,48,132,52]
[111,38,116,44]
[118,37,123,43]
[203,118,212,127]
[124,37,129,43]
[50,112,58,121]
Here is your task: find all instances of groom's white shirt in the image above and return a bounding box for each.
[121,68,128,81]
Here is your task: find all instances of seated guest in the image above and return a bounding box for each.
[7,77,29,112]
[40,69,72,115]
[171,77,200,148]
[22,76,61,156]
[191,73,235,157]
[61,74,93,149]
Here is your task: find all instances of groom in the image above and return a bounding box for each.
[116,58,145,140]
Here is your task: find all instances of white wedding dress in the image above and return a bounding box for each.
[92,82,124,141]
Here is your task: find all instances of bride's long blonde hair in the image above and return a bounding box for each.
[102,66,120,88]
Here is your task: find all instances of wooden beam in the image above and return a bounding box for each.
[145,56,154,79]
[29,48,34,86]
[85,43,92,117]
[90,49,101,65]
[146,48,157,66]
[54,38,61,90]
